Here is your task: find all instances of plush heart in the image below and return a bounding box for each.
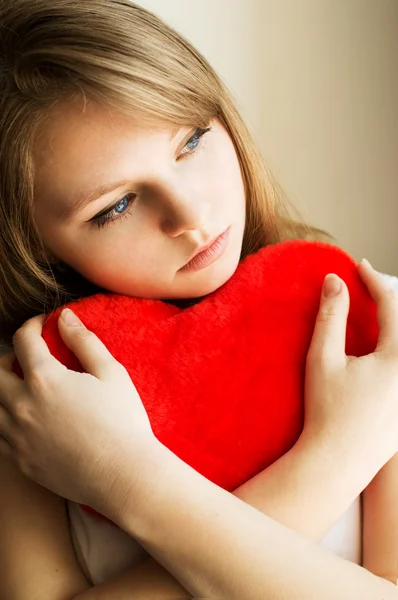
[14,240,379,523]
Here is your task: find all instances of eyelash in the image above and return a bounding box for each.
[92,126,212,230]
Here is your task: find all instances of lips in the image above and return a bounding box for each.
[188,230,228,263]
[180,227,231,272]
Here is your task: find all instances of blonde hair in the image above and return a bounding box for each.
[0,0,327,343]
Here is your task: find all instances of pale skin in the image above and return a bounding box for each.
[363,452,398,583]
[0,98,397,597]
[1,263,398,599]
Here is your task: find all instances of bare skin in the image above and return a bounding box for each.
[0,261,398,598]
[0,92,397,599]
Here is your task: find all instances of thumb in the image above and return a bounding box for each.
[308,274,350,366]
[57,308,122,380]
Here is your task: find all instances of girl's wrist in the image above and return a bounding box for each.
[92,428,380,539]
[297,428,381,496]
[88,435,166,521]
[245,433,357,538]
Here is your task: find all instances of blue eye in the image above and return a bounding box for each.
[186,132,201,150]
[114,197,130,214]
[181,127,211,156]
[90,126,211,231]
[92,193,135,230]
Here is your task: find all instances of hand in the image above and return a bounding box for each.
[0,308,157,508]
[303,259,398,477]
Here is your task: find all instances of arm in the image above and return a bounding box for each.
[0,455,179,600]
[233,432,365,541]
[0,349,190,600]
[76,265,398,598]
[0,351,90,600]
[363,453,398,584]
[1,424,349,600]
[74,557,191,599]
[0,355,187,600]
[90,440,398,600]
[0,457,91,600]
[4,264,398,599]
[1,437,395,600]
[0,371,378,600]
[0,345,365,600]
[71,434,373,599]
[362,274,398,584]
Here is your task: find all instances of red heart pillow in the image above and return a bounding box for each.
[15,240,379,523]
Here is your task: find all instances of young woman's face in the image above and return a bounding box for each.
[33,100,246,299]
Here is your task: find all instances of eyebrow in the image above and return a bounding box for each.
[58,127,184,220]
[58,179,131,220]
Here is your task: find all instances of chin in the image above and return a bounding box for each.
[179,255,241,299]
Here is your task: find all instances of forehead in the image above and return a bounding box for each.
[35,100,170,170]
[33,100,173,212]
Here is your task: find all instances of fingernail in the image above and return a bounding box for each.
[323,274,342,298]
[361,258,373,269]
[61,308,83,327]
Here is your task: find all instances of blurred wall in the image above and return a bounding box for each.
[136,0,398,273]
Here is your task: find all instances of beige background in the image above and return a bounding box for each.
[137,0,398,273]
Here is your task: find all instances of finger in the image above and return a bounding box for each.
[57,308,125,380]
[12,315,60,376]
[307,274,350,366]
[357,259,398,354]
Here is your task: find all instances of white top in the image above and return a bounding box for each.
[68,501,149,585]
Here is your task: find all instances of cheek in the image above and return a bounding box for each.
[213,149,245,209]
[39,221,111,274]
[67,228,157,279]
[213,131,244,182]
[64,239,130,286]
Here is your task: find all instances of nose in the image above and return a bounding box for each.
[158,183,212,238]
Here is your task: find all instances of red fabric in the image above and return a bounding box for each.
[14,240,379,524]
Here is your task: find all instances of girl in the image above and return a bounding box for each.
[0,1,398,597]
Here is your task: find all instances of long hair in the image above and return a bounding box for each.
[0,0,328,344]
